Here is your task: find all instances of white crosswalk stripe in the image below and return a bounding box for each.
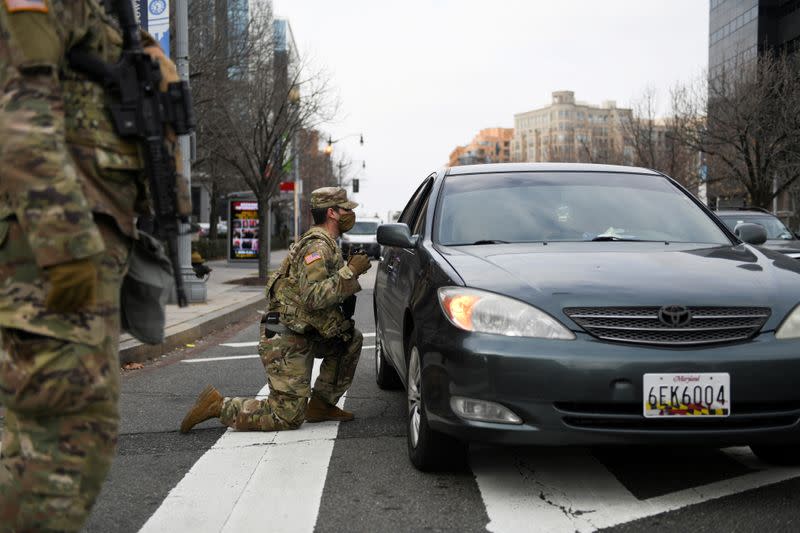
[143,334,379,531]
[141,360,341,533]
[471,446,800,532]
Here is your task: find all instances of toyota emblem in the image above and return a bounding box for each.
[658,305,692,327]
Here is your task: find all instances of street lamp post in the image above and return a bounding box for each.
[336,160,366,190]
[174,0,206,303]
[325,133,365,191]
[325,133,364,156]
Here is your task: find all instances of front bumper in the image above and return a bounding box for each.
[419,328,800,446]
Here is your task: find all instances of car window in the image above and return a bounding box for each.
[399,176,434,226]
[436,172,731,245]
[412,192,431,236]
[718,214,794,240]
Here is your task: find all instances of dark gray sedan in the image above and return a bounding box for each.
[715,209,800,259]
[373,163,800,471]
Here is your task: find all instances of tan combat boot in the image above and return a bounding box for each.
[305,396,354,423]
[180,385,223,433]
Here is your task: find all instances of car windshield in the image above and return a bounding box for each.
[350,221,379,235]
[718,214,794,240]
[436,172,731,246]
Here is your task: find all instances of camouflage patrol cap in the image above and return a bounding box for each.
[311,187,358,210]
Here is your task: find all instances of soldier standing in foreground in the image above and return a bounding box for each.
[0,1,185,530]
[181,187,372,432]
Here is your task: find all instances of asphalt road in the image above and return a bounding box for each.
[4,269,800,532]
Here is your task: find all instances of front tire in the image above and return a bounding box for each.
[406,331,467,471]
[375,324,401,390]
[750,444,800,466]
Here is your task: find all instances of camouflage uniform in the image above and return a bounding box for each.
[220,189,364,431]
[0,2,175,530]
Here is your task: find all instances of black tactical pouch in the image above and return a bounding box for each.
[120,232,175,345]
[264,311,287,338]
[341,295,357,319]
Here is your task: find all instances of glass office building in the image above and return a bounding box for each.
[710,0,800,77]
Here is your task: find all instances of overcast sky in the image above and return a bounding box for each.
[271,0,710,221]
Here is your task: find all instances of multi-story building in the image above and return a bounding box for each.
[448,128,514,167]
[511,91,632,164]
[709,0,800,79]
[708,0,800,213]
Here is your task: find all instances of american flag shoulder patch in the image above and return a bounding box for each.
[304,251,322,265]
[4,0,49,13]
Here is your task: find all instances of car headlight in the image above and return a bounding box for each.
[776,304,800,339]
[437,287,575,339]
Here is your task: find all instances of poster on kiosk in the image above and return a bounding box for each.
[229,200,260,261]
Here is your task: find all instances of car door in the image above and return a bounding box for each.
[377,176,435,374]
[375,177,430,363]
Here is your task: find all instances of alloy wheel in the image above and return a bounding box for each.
[375,330,383,377]
[407,346,422,449]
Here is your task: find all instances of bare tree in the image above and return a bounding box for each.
[671,52,800,208]
[296,129,337,231]
[621,87,698,188]
[576,135,627,166]
[188,0,254,239]
[205,3,338,278]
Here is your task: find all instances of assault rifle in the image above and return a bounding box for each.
[68,0,195,306]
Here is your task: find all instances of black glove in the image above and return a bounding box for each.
[341,294,357,319]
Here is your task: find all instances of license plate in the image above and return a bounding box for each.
[644,373,730,417]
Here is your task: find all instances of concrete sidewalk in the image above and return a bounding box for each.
[119,249,288,364]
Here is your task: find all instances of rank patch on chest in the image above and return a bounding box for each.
[304,252,322,265]
[4,0,48,13]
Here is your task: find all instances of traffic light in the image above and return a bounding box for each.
[352,179,359,193]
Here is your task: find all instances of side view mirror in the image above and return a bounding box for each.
[735,222,768,245]
[377,223,418,249]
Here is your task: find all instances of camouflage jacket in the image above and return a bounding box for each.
[0,0,159,268]
[267,227,361,338]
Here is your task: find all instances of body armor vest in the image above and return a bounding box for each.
[265,228,351,338]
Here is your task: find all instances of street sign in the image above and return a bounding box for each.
[279,181,295,192]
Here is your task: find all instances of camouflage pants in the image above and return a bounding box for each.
[220,328,363,431]
[0,219,129,532]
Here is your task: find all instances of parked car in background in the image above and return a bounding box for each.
[715,208,800,259]
[196,221,228,238]
[374,162,800,472]
[341,217,382,258]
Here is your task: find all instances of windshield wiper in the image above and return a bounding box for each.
[590,236,646,242]
[471,239,509,245]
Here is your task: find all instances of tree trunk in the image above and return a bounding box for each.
[209,177,219,240]
[257,192,271,280]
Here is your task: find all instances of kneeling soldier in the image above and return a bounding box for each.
[180,187,372,432]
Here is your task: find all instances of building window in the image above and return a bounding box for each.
[710,0,726,11]
[710,5,758,45]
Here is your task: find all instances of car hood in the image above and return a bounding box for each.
[762,240,800,256]
[438,242,800,331]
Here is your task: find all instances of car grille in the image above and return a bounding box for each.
[555,402,800,432]
[563,306,770,346]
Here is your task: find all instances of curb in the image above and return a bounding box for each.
[119,296,266,365]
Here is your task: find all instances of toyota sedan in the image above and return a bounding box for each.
[373,163,800,471]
